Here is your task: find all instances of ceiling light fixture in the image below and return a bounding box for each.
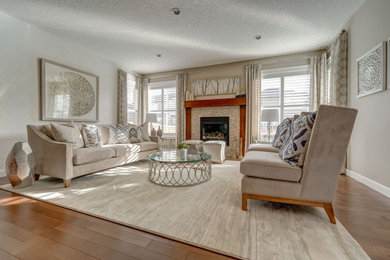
[171,7,181,15]
[255,35,262,40]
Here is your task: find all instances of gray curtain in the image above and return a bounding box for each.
[137,77,148,124]
[245,64,261,150]
[329,30,348,107]
[310,53,328,111]
[118,69,128,125]
[310,31,348,110]
[176,74,187,143]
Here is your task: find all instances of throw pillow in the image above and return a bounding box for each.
[108,124,131,144]
[279,112,316,166]
[39,124,54,139]
[129,125,143,143]
[50,123,84,149]
[140,123,151,142]
[272,118,292,148]
[81,124,103,148]
[129,123,150,142]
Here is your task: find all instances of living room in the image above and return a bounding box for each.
[0,0,389,259]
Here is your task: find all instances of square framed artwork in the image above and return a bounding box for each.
[357,41,387,98]
[41,59,99,122]
[388,38,390,90]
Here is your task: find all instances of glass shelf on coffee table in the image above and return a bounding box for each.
[148,151,212,186]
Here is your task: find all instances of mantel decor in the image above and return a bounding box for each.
[40,59,99,122]
[192,76,240,96]
[357,42,387,98]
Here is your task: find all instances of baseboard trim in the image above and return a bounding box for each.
[346,169,390,198]
[0,170,5,177]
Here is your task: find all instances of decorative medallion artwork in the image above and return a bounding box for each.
[357,42,387,98]
[41,59,99,121]
[192,76,240,96]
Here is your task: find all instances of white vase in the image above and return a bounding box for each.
[179,149,187,159]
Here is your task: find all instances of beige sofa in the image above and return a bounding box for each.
[27,124,158,188]
[241,105,357,224]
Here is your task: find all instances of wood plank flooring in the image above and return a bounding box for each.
[0,175,388,260]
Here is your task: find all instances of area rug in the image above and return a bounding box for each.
[0,160,369,259]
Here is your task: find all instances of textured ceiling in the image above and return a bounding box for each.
[0,0,365,74]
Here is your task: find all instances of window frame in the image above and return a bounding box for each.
[259,65,311,141]
[148,80,177,137]
[261,65,311,121]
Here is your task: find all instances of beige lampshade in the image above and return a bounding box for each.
[262,109,279,122]
[145,113,157,123]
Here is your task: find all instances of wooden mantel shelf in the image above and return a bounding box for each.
[184,97,246,108]
[185,97,247,155]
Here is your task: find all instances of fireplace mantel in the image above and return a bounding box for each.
[184,97,246,155]
[184,97,246,108]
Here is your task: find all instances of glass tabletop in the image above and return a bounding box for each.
[149,150,211,163]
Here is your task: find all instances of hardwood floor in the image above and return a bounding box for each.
[0,175,388,260]
[333,175,390,260]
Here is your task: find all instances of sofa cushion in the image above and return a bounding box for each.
[272,118,292,148]
[103,142,158,157]
[51,123,84,149]
[104,144,141,156]
[247,143,279,153]
[240,151,302,182]
[73,147,116,165]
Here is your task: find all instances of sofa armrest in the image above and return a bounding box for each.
[149,136,159,143]
[27,125,74,180]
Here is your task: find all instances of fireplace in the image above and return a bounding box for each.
[200,117,229,145]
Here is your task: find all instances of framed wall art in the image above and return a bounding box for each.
[388,37,390,90]
[357,41,387,98]
[41,59,99,122]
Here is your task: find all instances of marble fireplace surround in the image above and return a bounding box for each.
[184,98,246,157]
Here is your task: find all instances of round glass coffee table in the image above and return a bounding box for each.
[149,151,212,186]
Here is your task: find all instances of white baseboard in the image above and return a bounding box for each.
[0,170,5,177]
[346,169,390,198]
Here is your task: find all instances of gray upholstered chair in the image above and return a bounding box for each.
[240,105,357,224]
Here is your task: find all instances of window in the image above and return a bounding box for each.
[260,65,311,141]
[148,81,176,136]
[127,76,138,124]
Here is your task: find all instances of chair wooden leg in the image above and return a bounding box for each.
[34,174,40,181]
[324,203,336,224]
[64,179,71,188]
[242,194,248,211]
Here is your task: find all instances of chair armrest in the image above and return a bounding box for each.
[27,125,74,180]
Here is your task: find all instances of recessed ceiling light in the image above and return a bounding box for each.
[171,7,181,15]
[255,35,262,40]
[156,54,162,57]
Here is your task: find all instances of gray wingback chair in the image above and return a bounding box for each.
[240,105,357,224]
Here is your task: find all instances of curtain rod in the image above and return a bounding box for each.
[256,55,315,66]
[146,74,177,79]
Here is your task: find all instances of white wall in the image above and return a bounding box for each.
[0,11,118,173]
[348,0,390,189]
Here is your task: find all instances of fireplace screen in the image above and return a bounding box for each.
[200,117,229,145]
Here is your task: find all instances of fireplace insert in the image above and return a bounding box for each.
[200,117,229,145]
